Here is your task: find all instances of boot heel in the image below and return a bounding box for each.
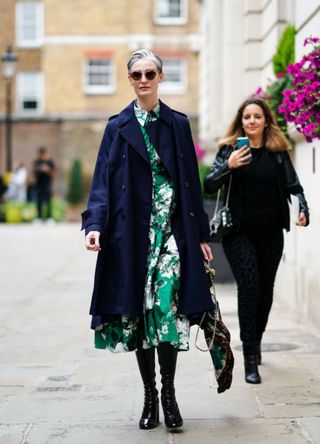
[244,354,261,384]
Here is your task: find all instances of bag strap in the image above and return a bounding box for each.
[195,312,216,352]
[214,174,233,216]
[225,174,232,207]
[213,188,221,218]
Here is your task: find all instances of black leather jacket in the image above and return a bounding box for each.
[204,145,309,231]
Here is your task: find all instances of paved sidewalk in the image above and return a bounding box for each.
[0,224,320,444]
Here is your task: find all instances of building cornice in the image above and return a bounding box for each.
[296,5,320,32]
[0,113,107,122]
[44,34,201,51]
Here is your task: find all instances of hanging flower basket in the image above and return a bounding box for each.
[278,37,320,143]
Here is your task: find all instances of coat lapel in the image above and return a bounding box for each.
[117,100,178,183]
[118,102,150,164]
[156,101,177,184]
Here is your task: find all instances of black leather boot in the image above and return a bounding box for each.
[157,343,183,429]
[136,347,159,429]
[244,354,261,384]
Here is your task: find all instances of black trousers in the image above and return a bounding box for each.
[37,189,52,219]
[222,229,284,355]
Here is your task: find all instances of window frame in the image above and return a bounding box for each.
[159,58,187,94]
[16,71,44,115]
[16,1,44,48]
[83,57,116,95]
[154,0,188,25]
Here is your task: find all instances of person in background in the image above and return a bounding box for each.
[0,175,8,202]
[33,147,55,222]
[82,49,214,431]
[204,97,309,384]
[7,161,27,202]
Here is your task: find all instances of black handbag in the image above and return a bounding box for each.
[210,176,233,243]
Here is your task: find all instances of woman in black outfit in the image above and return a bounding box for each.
[204,97,309,384]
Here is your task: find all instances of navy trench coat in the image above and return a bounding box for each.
[81,100,214,321]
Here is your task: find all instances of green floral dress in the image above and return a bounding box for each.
[94,102,190,353]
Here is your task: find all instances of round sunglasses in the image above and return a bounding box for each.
[129,69,158,81]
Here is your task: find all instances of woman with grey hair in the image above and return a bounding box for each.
[82,49,214,430]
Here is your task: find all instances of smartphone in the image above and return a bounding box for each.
[236,137,252,162]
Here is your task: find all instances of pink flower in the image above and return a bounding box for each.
[304,36,320,47]
[305,84,314,94]
[195,144,205,161]
[280,35,320,143]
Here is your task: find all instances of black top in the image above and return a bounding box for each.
[204,144,309,233]
[239,147,284,233]
[33,159,55,188]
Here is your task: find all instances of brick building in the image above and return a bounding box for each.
[0,0,201,193]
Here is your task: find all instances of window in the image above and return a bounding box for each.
[84,58,116,94]
[154,0,187,25]
[16,2,44,47]
[160,58,187,93]
[16,72,44,114]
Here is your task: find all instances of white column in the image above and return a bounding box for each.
[198,0,223,150]
[221,0,246,129]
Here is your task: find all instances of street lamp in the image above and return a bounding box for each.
[1,45,18,172]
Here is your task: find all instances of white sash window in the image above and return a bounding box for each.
[154,0,188,25]
[84,58,116,95]
[16,72,44,114]
[16,2,44,47]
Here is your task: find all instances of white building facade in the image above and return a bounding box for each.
[199,0,320,329]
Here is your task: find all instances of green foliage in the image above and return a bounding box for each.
[2,198,68,223]
[272,25,296,75]
[51,197,68,221]
[67,159,85,205]
[3,201,24,223]
[261,25,296,137]
[198,163,216,200]
[266,73,293,136]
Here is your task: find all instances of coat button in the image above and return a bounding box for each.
[122,154,126,159]
[184,181,190,188]
[122,185,125,192]
[189,212,195,217]
[179,152,184,159]
[121,213,126,220]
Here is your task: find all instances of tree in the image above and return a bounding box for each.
[67,159,84,205]
[272,25,296,75]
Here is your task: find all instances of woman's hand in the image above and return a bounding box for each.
[200,242,213,262]
[85,231,101,252]
[295,212,307,227]
[228,146,251,169]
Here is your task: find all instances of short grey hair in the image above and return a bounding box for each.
[127,49,163,72]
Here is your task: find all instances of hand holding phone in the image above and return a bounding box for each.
[236,137,252,162]
[228,137,252,169]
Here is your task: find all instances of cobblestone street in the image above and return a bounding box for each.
[0,224,320,443]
